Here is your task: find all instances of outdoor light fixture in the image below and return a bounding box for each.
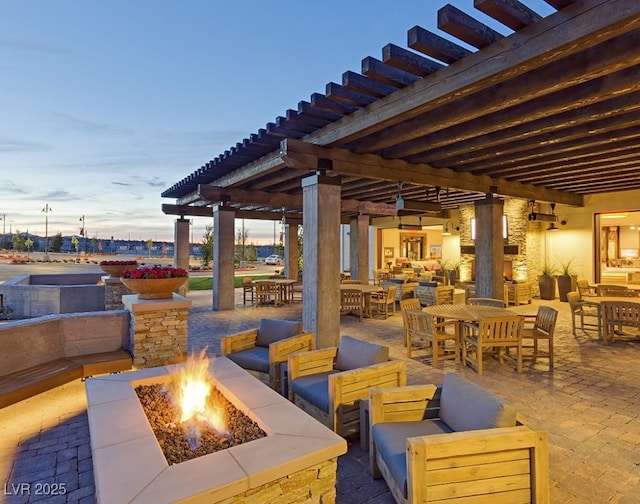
[470,215,508,240]
[528,201,558,222]
[442,221,452,236]
[397,216,422,231]
[547,222,559,231]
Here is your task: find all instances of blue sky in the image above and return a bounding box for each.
[0,0,554,244]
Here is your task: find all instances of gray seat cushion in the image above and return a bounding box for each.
[290,371,337,413]
[372,420,452,498]
[334,335,389,371]
[439,373,517,431]
[255,318,303,347]
[226,346,269,373]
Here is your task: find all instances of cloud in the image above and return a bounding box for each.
[49,112,131,136]
[0,37,71,55]
[112,181,132,187]
[40,189,75,201]
[0,138,50,153]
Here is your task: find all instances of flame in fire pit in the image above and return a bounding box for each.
[172,350,228,449]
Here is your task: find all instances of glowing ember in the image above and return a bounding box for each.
[172,350,228,449]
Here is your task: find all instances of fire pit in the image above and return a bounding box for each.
[86,356,347,503]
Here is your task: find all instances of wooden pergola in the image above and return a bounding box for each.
[163,0,640,345]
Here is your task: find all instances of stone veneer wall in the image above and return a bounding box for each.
[122,295,191,368]
[459,199,544,291]
[218,458,338,504]
[103,277,133,310]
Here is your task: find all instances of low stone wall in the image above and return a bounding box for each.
[0,311,130,375]
[219,458,337,504]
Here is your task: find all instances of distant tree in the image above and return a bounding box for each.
[146,239,153,257]
[200,224,213,268]
[49,232,63,253]
[235,226,249,262]
[12,230,25,252]
[71,235,80,254]
[24,237,33,258]
[91,235,98,253]
[246,242,257,261]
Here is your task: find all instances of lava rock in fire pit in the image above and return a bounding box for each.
[136,384,266,465]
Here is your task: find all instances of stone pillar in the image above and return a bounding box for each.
[104,277,133,310]
[284,223,299,280]
[213,205,235,310]
[123,294,192,368]
[302,173,341,348]
[174,218,191,296]
[475,194,505,299]
[349,214,370,284]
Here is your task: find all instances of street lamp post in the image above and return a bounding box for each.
[42,204,51,260]
[0,214,5,250]
[79,215,85,255]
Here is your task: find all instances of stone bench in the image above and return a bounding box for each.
[0,311,132,408]
[0,350,132,408]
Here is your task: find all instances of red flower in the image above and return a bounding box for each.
[121,265,188,279]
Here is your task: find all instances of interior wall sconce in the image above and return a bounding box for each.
[442,220,458,236]
[470,215,508,240]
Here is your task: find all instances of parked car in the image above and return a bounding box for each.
[264,255,284,265]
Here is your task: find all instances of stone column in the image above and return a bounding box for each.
[174,217,190,296]
[349,214,370,283]
[213,205,235,310]
[104,277,133,310]
[123,294,192,368]
[302,172,341,348]
[475,194,505,299]
[284,223,299,280]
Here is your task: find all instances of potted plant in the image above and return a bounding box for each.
[121,265,188,299]
[538,262,558,300]
[557,258,577,302]
[99,259,138,277]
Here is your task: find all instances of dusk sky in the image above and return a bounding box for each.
[0,0,554,244]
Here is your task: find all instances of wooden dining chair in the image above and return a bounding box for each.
[370,285,397,319]
[340,288,364,321]
[242,277,254,305]
[400,298,421,346]
[576,279,597,298]
[255,281,280,307]
[601,301,640,344]
[596,284,628,296]
[567,291,599,336]
[468,297,506,308]
[462,315,524,375]
[405,309,459,365]
[520,306,558,370]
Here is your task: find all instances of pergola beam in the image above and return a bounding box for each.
[280,138,583,206]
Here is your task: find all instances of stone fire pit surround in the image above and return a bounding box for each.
[85,356,347,503]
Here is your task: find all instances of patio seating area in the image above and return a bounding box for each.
[3,288,640,503]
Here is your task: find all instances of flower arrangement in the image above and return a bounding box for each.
[122,265,188,279]
[100,260,138,266]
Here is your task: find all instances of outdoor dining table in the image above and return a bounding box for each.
[252,278,296,305]
[421,303,517,322]
[340,284,383,318]
[580,296,640,340]
[422,304,518,355]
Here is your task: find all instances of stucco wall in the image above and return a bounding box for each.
[0,274,105,318]
[0,311,130,376]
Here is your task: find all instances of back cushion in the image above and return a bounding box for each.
[334,335,389,371]
[439,373,516,431]
[255,319,302,347]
